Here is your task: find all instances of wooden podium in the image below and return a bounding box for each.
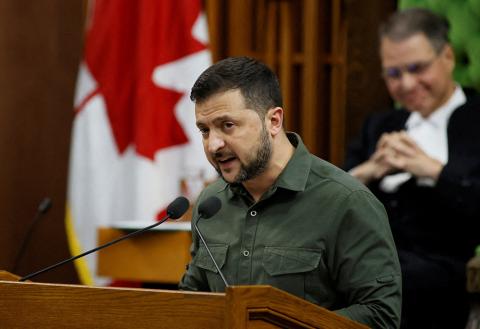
[0,270,368,329]
[97,226,192,283]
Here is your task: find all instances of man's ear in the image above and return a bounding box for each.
[265,107,284,136]
[442,44,455,73]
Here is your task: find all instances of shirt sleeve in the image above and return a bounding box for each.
[329,190,402,329]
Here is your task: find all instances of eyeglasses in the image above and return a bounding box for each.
[382,56,438,80]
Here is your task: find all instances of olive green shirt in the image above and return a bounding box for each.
[179,133,401,329]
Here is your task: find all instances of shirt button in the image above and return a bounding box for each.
[242,250,250,257]
[250,210,257,216]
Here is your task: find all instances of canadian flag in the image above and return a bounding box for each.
[66,0,216,285]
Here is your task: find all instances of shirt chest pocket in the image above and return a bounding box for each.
[192,243,229,291]
[262,246,324,299]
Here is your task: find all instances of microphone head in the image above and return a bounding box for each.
[167,196,190,219]
[38,197,52,214]
[198,196,222,219]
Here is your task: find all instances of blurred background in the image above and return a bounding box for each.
[0,0,478,284]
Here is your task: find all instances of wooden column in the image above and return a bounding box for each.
[204,0,395,162]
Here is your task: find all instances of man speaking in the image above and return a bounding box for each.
[179,57,401,329]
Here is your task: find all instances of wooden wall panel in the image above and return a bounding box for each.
[0,0,85,283]
[206,0,335,158]
[205,0,395,165]
[343,0,397,163]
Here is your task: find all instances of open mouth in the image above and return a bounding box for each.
[218,156,236,165]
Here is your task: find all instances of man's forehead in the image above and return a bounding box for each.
[195,90,246,112]
[195,100,234,125]
[380,33,436,65]
[195,101,232,120]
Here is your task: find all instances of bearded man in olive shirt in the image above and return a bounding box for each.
[179,57,401,329]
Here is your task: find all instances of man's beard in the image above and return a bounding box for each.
[215,125,272,184]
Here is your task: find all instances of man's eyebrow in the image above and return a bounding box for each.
[212,115,234,123]
[196,115,235,128]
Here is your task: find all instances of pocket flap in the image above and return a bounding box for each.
[263,247,323,276]
[193,243,229,273]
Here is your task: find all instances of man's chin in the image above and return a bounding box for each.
[222,176,241,185]
[405,103,434,116]
[400,96,431,114]
[219,170,237,183]
[222,177,235,184]
[221,169,249,184]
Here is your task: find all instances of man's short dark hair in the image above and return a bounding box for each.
[380,8,450,53]
[190,57,283,117]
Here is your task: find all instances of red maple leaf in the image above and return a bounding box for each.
[81,0,207,160]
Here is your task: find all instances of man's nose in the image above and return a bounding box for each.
[399,72,417,91]
[207,132,225,153]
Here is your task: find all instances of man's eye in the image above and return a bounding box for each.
[406,63,421,74]
[224,122,234,129]
[199,128,209,136]
[384,67,401,79]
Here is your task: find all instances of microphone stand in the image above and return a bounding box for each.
[20,213,177,282]
[192,217,229,288]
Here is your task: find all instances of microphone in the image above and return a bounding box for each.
[192,196,229,287]
[12,197,53,273]
[19,196,189,282]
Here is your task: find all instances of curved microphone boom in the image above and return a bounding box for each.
[19,196,189,282]
[192,196,229,287]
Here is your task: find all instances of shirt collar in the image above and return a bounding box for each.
[274,132,311,192]
[406,85,466,130]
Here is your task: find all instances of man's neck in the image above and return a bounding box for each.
[242,133,295,202]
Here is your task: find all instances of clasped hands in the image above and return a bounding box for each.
[351,131,443,185]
